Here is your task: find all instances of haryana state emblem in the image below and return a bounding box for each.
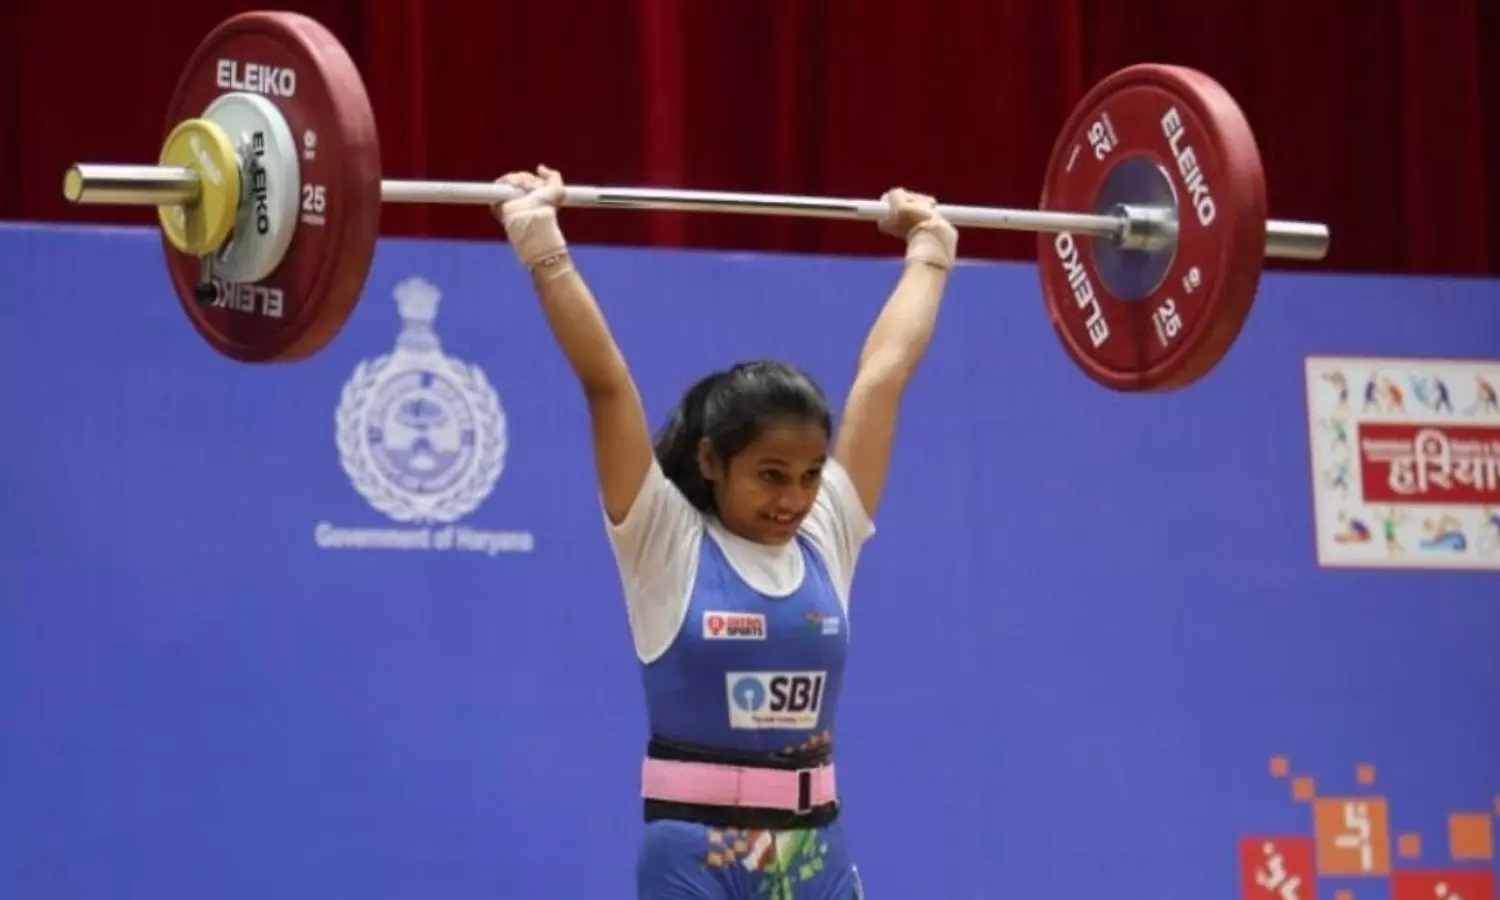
[335,276,508,524]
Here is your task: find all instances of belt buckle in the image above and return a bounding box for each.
[795,767,813,815]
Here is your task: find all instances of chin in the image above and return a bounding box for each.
[754,519,802,544]
[724,512,802,545]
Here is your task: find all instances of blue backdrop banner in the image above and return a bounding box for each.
[1,222,1497,900]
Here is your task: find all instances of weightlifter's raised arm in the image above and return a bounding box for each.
[491,165,653,526]
[833,188,958,521]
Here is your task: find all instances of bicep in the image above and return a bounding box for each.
[831,367,906,520]
[586,382,656,525]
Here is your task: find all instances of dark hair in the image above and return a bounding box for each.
[654,359,832,512]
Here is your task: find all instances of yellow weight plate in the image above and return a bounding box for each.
[156,118,241,256]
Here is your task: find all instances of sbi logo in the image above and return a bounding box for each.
[726,672,826,729]
[731,676,769,711]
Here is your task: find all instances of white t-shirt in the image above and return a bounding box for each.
[604,458,875,663]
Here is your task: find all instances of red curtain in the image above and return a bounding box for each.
[2,0,1495,276]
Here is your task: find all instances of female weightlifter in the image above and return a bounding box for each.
[493,165,957,900]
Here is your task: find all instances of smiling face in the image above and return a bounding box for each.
[699,417,829,546]
[657,360,835,537]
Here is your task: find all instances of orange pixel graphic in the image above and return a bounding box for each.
[1314,796,1393,876]
[1448,813,1494,861]
[1399,833,1423,859]
[1294,777,1317,802]
[1246,755,1500,900]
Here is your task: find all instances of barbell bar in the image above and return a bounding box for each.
[63,164,1330,262]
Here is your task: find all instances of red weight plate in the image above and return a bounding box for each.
[161,12,381,363]
[1038,64,1268,392]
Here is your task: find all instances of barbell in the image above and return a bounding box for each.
[60,11,1331,391]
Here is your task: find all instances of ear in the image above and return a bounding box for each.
[696,436,722,483]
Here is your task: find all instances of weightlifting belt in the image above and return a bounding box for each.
[641,737,839,829]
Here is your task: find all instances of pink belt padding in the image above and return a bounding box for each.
[641,758,837,812]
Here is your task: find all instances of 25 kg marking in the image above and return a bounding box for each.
[301,184,327,226]
[1153,298,1183,347]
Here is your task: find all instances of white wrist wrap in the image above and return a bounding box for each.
[905,219,958,270]
[503,206,567,270]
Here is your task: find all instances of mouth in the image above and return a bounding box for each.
[761,511,801,531]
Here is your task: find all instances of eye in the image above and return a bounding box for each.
[802,468,823,486]
[759,469,788,485]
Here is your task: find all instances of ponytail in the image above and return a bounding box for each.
[654,370,726,512]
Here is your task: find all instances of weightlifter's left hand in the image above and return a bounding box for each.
[879,187,958,271]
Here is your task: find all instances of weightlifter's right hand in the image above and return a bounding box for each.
[492,165,568,272]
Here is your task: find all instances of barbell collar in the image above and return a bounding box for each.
[60,163,1330,262]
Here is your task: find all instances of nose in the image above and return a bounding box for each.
[775,485,814,516]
